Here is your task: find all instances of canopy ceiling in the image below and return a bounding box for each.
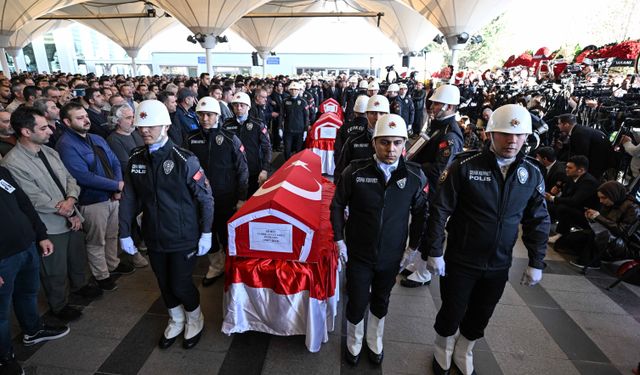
[149,0,270,36]
[5,19,71,49]
[231,0,320,57]
[0,0,85,46]
[51,0,176,55]
[399,0,510,37]
[5,0,514,59]
[357,0,439,54]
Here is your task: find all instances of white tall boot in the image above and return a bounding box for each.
[366,311,385,365]
[159,305,184,349]
[345,320,364,365]
[402,258,432,287]
[183,306,204,349]
[453,335,477,375]
[433,333,457,374]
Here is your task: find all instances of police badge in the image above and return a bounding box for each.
[216,134,224,145]
[163,160,174,175]
[517,167,528,184]
[396,178,406,189]
[246,123,253,131]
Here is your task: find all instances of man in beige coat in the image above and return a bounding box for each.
[1,106,102,322]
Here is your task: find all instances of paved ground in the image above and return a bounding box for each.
[9,238,640,375]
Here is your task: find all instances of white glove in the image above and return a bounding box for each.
[236,200,245,211]
[427,256,446,277]
[197,233,212,256]
[120,237,138,255]
[521,266,543,286]
[336,240,348,267]
[258,170,268,185]
[400,247,418,270]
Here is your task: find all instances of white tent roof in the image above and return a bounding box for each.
[400,0,511,36]
[356,0,438,54]
[231,0,319,57]
[0,0,86,46]
[149,0,270,36]
[5,19,71,49]
[53,0,176,55]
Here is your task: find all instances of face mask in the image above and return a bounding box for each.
[237,114,248,124]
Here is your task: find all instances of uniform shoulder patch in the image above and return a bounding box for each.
[130,146,146,158]
[456,150,482,165]
[439,169,449,184]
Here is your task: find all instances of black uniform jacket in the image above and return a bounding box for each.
[333,129,374,183]
[222,116,271,176]
[412,115,464,191]
[119,140,214,252]
[331,157,428,266]
[186,127,249,201]
[421,149,550,271]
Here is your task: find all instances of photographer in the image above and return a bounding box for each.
[569,181,640,269]
[620,133,640,178]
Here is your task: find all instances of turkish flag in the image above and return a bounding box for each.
[228,150,325,262]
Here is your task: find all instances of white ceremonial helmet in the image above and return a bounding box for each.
[195,96,221,114]
[366,95,390,113]
[486,104,532,134]
[134,100,171,127]
[373,113,407,139]
[231,92,251,108]
[354,95,369,114]
[430,84,461,105]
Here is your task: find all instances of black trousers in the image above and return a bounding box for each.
[434,262,509,340]
[148,249,199,312]
[345,259,398,324]
[283,132,304,160]
[553,204,590,234]
[212,192,237,252]
[270,120,282,150]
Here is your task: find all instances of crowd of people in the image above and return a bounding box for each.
[0,65,638,375]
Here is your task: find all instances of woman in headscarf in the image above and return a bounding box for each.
[570,181,640,269]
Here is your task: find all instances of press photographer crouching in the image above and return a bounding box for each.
[568,181,640,270]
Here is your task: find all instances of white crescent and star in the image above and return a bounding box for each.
[253,159,321,200]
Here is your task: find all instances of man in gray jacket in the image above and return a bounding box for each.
[1,107,102,322]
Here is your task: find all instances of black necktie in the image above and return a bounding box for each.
[37,150,67,198]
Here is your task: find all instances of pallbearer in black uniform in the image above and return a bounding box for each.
[331,114,428,366]
[187,97,249,287]
[424,105,549,375]
[118,100,214,350]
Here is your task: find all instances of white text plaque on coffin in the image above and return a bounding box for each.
[319,126,337,139]
[249,222,293,253]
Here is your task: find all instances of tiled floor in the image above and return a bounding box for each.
[9,239,640,375]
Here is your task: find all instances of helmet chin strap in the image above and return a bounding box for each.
[435,104,449,119]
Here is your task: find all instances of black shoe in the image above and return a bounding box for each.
[201,273,224,287]
[569,260,601,270]
[182,330,202,349]
[367,347,383,365]
[96,277,117,291]
[400,278,431,288]
[111,262,135,275]
[23,325,70,346]
[344,349,360,366]
[51,305,82,322]
[432,356,450,375]
[0,353,24,375]
[399,269,413,277]
[72,284,103,300]
[158,334,179,349]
